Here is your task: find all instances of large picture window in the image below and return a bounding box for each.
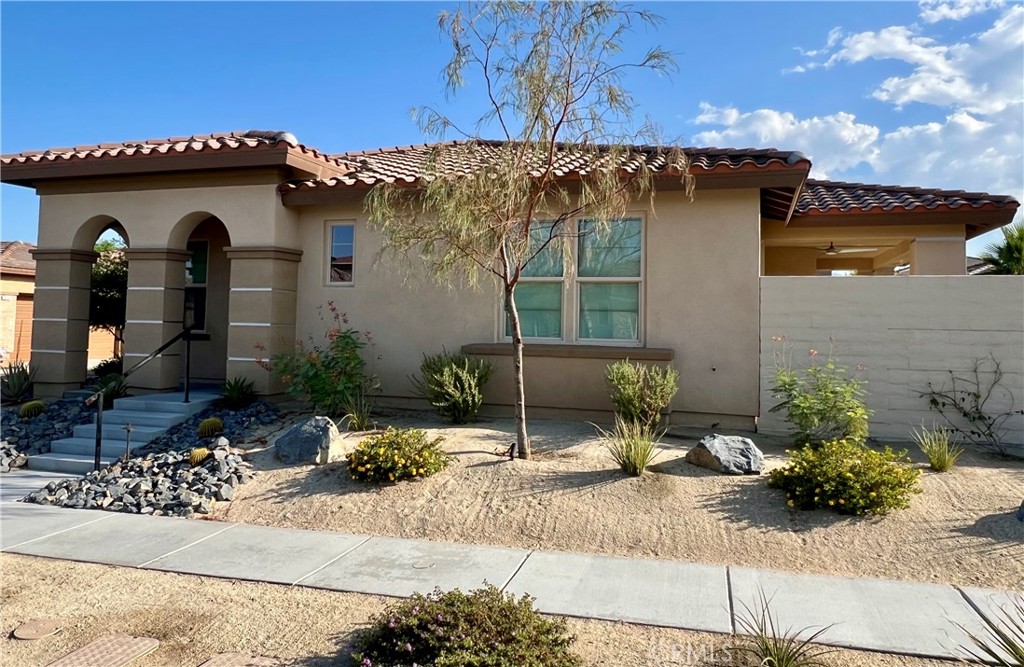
[328,222,355,284]
[504,217,643,344]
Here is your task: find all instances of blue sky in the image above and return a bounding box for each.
[2,1,1021,254]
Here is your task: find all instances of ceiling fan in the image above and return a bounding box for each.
[818,241,879,255]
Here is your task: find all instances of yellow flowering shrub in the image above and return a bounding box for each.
[347,427,450,483]
[768,438,921,516]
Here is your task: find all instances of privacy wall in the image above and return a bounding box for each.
[759,276,1024,446]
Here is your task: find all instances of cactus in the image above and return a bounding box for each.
[197,417,224,438]
[189,447,211,466]
[18,400,46,419]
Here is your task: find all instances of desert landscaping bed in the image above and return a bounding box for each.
[218,415,1024,590]
[1,553,940,667]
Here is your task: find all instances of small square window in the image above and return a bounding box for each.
[328,223,354,284]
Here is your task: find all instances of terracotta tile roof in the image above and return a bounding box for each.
[1,130,348,170]
[0,241,36,276]
[796,179,1019,215]
[280,140,809,192]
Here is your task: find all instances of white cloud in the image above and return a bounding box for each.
[918,0,1004,23]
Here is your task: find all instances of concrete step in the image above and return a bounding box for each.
[27,452,116,475]
[99,409,187,429]
[113,392,219,416]
[49,437,137,459]
[73,423,166,443]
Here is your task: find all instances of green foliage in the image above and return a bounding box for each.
[734,589,835,667]
[92,357,123,378]
[912,425,963,472]
[412,350,495,424]
[347,428,450,484]
[266,303,378,421]
[956,592,1024,666]
[341,386,376,432]
[197,417,224,438]
[353,585,583,667]
[189,447,211,467]
[593,417,662,476]
[90,238,127,349]
[768,439,922,516]
[90,373,128,409]
[770,344,871,447]
[980,220,1024,275]
[1,361,36,402]
[217,377,258,411]
[604,359,679,429]
[19,400,46,419]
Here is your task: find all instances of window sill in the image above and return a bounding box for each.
[188,332,212,342]
[462,343,673,361]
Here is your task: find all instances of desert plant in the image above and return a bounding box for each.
[18,400,46,419]
[91,357,123,378]
[90,373,128,409]
[216,377,258,411]
[956,592,1024,666]
[197,417,224,438]
[412,350,495,424]
[734,589,835,667]
[768,439,922,516]
[189,447,211,466]
[341,378,378,431]
[771,343,871,447]
[1,361,36,402]
[353,584,583,667]
[920,354,1024,458]
[347,427,450,484]
[593,416,662,476]
[912,425,964,472]
[605,359,679,429]
[980,219,1024,275]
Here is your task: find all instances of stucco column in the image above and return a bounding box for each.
[224,246,302,395]
[122,248,189,392]
[909,237,967,275]
[28,248,97,397]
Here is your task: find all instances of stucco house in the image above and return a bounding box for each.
[1,131,1019,431]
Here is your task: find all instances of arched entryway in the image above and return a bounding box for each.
[181,216,231,383]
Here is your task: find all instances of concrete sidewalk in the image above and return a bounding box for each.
[0,496,1017,662]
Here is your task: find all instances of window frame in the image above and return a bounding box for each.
[184,239,209,333]
[500,213,646,347]
[325,220,356,287]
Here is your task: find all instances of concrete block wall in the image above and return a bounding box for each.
[759,276,1024,446]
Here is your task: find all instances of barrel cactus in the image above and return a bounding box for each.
[189,447,211,466]
[18,400,46,419]
[197,417,224,438]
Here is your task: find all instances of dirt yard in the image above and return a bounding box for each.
[1,554,942,666]
[218,414,1024,591]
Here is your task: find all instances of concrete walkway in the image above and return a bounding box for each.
[0,481,1018,662]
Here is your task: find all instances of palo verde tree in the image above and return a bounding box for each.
[90,237,128,358]
[367,1,693,459]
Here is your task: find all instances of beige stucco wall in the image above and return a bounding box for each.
[759,276,1024,446]
[293,188,762,427]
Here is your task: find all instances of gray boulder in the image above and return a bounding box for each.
[275,417,339,465]
[685,434,764,475]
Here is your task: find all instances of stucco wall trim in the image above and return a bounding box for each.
[462,342,673,361]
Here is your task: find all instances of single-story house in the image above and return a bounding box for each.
[1,131,1018,430]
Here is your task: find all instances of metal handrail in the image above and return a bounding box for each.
[84,323,197,471]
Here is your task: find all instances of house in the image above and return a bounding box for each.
[1,131,1019,432]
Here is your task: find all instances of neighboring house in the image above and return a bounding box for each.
[1,131,1019,431]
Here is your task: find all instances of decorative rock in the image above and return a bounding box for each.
[276,417,339,465]
[216,485,234,501]
[1017,499,1024,522]
[685,434,764,475]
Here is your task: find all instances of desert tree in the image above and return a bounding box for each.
[90,237,127,358]
[367,1,693,459]
[980,220,1024,275]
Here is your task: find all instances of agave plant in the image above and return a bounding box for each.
[734,589,835,667]
[1,361,36,402]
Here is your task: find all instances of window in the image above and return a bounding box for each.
[184,240,208,331]
[328,222,355,284]
[504,217,643,344]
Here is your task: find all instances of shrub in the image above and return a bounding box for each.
[735,589,835,667]
[92,357,123,378]
[605,359,678,429]
[412,350,495,424]
[353,585,583,667]
[912,425,963,472]
[347,427,450,483]
[189,447,211,466]
[19,400,46,419]
[197,417,224,438]
[593,417,661,476]
[216,377,258,411]
[266,303,376,420]
[770,344,871,447]
[90,373,128,409]
[956,592,1024,667]
[1,361,36,402]
[341,380,376,431]
[768,439,922,516]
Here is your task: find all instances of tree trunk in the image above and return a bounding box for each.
[504,285,531,460]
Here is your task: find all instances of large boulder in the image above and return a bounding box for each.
[275,417,339,465]
[685,434,764,475]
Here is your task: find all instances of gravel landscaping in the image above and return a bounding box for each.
[0,398,94,461]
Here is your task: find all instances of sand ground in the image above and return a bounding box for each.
[1,554,942,666]
[218,413,1024,590]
